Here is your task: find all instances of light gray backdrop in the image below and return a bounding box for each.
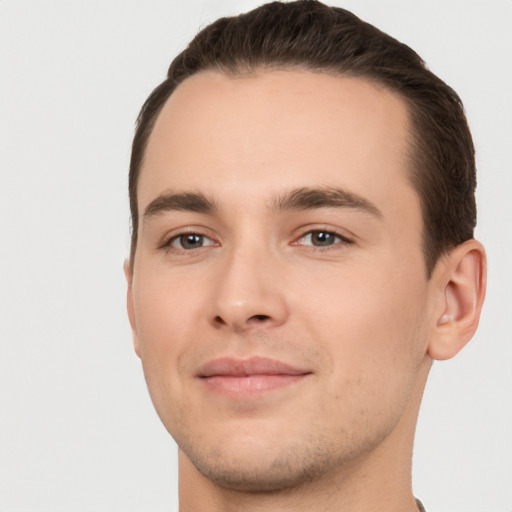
[1,1,511,511]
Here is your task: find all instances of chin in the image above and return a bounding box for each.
[192,454,329,492]
[178,434,347,493]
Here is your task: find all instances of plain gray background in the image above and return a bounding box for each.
[1,1,511,511]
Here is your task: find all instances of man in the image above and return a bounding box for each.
[124,1,486,510]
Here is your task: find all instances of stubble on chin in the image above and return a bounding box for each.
[182,441,340,492]
[174,421,391,494]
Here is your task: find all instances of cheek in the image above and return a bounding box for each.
[133,267,206,352]
[131,270,207,416]
[298,261,429,394]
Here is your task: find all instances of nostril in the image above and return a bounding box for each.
[213,315,227,326]
[211,312,278,330]
[250,314,271,322]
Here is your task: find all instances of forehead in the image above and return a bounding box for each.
[139,69,415,218]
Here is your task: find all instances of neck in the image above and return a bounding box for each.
[178,358,431,512]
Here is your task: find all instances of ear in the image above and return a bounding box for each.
[123,259,141,358]
[428,239,487,361]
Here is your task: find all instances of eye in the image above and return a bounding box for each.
[169,233,215,250]
[297,230,351,247]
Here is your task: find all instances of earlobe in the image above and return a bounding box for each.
[123,259,142,358]
[428,239,487,361]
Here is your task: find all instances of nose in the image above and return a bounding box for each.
[208,245,289,332]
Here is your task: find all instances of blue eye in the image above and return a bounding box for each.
[170,233,214,250]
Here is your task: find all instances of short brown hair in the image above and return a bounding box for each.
[129,0,476,276]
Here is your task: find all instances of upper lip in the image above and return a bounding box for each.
[197,356,311,377]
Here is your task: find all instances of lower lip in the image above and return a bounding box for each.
[201,374,307,398]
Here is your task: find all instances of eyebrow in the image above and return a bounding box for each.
[272,186,382,218]
[142,186,382,220]
[143,192,217,220]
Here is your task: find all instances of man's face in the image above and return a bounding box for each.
[127,70,437,490]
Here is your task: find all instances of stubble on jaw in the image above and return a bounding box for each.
[172,395,408,494]
[154,327,429,496]
[182,438,340,493]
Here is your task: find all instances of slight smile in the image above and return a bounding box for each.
[197,356,313,398]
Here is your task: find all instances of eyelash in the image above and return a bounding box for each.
[293,229,353,250]
[159,228,353,254]
[160,230,216,252]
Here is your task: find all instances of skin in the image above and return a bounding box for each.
[125,69,486,512]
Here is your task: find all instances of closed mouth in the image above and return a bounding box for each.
[197,356,312,397]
